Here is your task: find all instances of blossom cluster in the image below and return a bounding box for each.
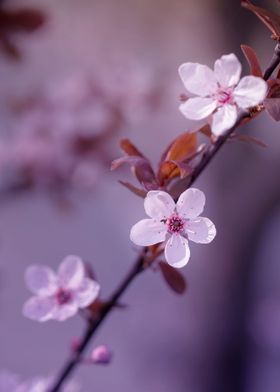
[0,69,163,196]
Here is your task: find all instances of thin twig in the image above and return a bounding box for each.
[49,44,280,392]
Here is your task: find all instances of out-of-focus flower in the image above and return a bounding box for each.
[0,71,164,198]
[178,53,267,136]
[0,370,20,392]
[90,345,113,365]
[23,255,100,322]
[0,371,81,392]
[130,189,216,268]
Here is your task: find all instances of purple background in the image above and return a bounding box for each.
[0,0,280,391]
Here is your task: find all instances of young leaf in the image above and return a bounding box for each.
[120,139,145,157]
[241,0,280,39]
[165,132,197,162]
[118,180,147,198]
[159,261,187,294]
[241,44,263,76]
[230,133,267,147]
[264,97,280,121]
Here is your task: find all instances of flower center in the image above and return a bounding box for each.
[215,87,234,105]
[55,288,72,305]
[167,215,185,234]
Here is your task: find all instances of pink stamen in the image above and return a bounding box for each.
[55,288,72,305]
[167,215,185,234]
[215,87,234,105]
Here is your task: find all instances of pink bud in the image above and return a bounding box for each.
[91,345,112,365]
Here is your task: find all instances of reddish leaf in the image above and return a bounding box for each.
[120,139,145,157]
[264,97,280,120]
[111,156,147,171]
[230,133,267,147]
[198,124,212,138]
[0,9,46,32]
[241,0,280,39]
[267,79,280,98]
[111,155,156,184]
[241,44,263,76]
[158,160,191,184]
[159,261,187,294]
[165,132,197,162]
[118,180,147,198]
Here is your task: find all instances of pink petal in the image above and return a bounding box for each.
[75,278,100,308]
[130,218,167,246]
[52,302,78,321]
[185,217,216,243]
[233,75,267,108]
[144,190,175,219]
[214,53,241,87]
[179,97,217,120]
[58,255,85,290]
[176,188,205,219]
[24,266,57,296]
[211,104,237,136]
[22,296,55,322]
[178,62,218,96]
[164,234,190,268]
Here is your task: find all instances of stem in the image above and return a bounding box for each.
[49,44,280,392]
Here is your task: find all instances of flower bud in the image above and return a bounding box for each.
[91,345,112,365]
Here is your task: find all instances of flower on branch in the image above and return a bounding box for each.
[179,53,267,136]
[23,255,100,322]
[130,189,216,268]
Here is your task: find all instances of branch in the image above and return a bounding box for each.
[49,44,280,392]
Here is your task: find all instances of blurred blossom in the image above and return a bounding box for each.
[23,255,100,322]
[0,70,163,197]
[178,53,267,136]
[130,189,216,268]
[0,370,20,392]
[90,345,113,365]
[0,371,81,392]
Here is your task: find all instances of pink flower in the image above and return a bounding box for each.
[178,53,267,136]
[23,255,100,322]
[130,189,216,268]
[90,345,113,365]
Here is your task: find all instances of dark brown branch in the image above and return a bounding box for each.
[49,44,280,392]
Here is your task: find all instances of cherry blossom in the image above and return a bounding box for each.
[130,189,216,268]
[178,53,267,136]
[23,255,100,322]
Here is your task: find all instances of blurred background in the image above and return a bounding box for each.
[0,0,279,391]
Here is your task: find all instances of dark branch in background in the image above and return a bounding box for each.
[49,44,280,392]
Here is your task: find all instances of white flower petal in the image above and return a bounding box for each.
[75,278,100,308]
[186,217,216,243]
[58,255,85,290]
[22,296,55,322]
[144,190,175,219]
[176,188,205,219]
[234,75,267,108]
[164,234,190,268]
[179,97,217,120]
[130,219,167,246]
[214,53,241,87]
[24,266,57,296]
[52,302,78,321]
[178,62,218,96]
[211,104,237,136]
